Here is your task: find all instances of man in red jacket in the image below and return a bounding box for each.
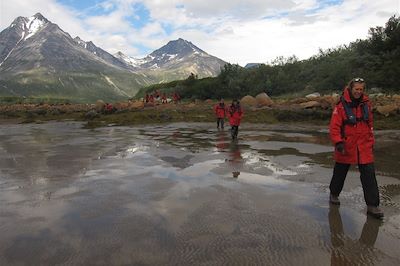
[228,99,243,140]
[214,98,227,129]
[329,77,383,219]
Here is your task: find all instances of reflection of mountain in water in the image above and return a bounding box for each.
[0,123,99,181]
[2,122,400,265]
[160,155,194,169]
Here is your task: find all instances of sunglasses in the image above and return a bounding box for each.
[353,77,364,82]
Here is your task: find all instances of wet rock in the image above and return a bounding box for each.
[95,100,105,112]
[320,95,338,109]
[370,87,383,94]
[392,94,400,100]
[85,110,99,120]
[300,101,321,109]
[114,102,129,110]
[369,92,385,98]
[50,109,61,116]
[129,101,144,109]
[305,92,321,99]
[255,92,273,107]
[288,97,309,104]
[376,105,398,117]
[240,95,257,107]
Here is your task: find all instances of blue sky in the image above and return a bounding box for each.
[1,0,399,65]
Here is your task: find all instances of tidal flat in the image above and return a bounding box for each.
[1,122,400,265]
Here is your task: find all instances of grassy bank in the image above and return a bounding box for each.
[1,102,399,130]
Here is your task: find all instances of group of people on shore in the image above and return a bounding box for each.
[213,78,384,219]
[144,90,181,105]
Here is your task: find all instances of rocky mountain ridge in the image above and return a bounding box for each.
[0,13,227,102]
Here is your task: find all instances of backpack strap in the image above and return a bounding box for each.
[341,96,356,125]
[340,97,370,138]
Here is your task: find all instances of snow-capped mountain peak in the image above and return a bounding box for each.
[113,51,148,68]
[25,14,46,39]
[0,13,227,99]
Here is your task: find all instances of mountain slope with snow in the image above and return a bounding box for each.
[0,13,227,102]
[0,13,152,101]
[114,38,226,79]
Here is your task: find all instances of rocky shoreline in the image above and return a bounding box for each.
[1,93,399,129]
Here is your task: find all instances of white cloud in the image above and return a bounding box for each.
[159,0,295,19]
[84,11,131,33]
[1,0,399,66]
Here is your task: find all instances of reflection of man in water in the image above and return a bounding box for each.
[329,205,382,265]
[216,130,227,152]
[227,142,243,178]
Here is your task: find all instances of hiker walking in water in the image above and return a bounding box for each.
[214,98,227,129]
[329,77,383,219]
[228,99,243,140]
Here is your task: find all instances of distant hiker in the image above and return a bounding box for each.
[149,94,155,105]
[145,93,150,103]
[214,98,227,129]
[329,77,383,219]
[173,92,181,104]
[104,103,114,114]
[228,99,243,140]
[161,93,167,104]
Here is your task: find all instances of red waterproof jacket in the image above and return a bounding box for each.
[329,88,374,164]
[214,103,227,118]
[227,105,243,126]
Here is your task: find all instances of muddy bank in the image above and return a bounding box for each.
[1,122,400,265]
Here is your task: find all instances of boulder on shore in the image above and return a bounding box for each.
[376,105,398,117]
[305,92,321,99]
[300,101,321,109]
[114,102,129,110]
[95,100,105,112]
[129,101,145,109]
[255,92,273,107]
[392,94,400,104]
[240,95,257,107]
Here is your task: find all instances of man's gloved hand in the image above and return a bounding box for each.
[335,142,345,154]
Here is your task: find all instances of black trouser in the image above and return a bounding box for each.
[217,118,224,128]
[329,162,380,207]
[231,126,239,139]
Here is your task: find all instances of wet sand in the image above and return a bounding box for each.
[1,122,400,265]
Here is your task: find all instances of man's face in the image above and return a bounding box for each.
[351,83,364,99]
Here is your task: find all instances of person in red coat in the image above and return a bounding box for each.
[214,98,227,129]
[227,99,243,140]
[329,77,383,218]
